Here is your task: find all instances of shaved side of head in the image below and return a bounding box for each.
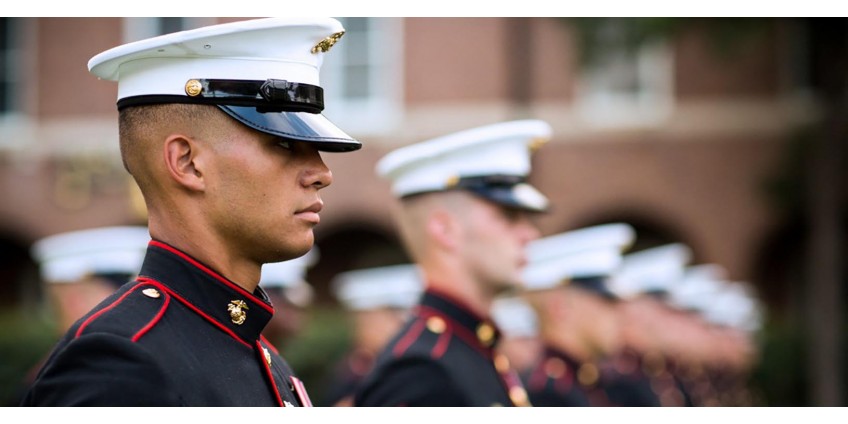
[118,103,225,202]
[394,191,474,262]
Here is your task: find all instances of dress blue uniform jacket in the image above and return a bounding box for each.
[354,289,530,407]
[21,240,312,407]
[522,346,607,407]
[596,348,671,407]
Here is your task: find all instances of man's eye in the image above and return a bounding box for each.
[277,140,292,150]
[501,208,522,222]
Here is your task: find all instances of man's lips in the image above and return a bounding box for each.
[295,201,323,224]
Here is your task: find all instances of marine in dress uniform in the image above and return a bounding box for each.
[12,226,150,406]
[354,120,553,407]
[519,223,636,407]
[321,263,423,407]
[605,243,696,407]
[701,281,764,406]
[21,17,359,407]
[31,226,151,335]
[664,264,764,406]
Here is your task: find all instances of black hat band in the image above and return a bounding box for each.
[117,78,324,113]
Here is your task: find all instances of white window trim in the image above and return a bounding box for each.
[320,17,404,138]
[0,17,29,151]
[575,39,674,129]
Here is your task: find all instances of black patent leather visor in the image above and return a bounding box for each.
[218,105,361,152]
[572,277,619,301]
[458,178,549,213]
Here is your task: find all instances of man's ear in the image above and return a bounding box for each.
[163,134,205,192]
[426,208,459,251]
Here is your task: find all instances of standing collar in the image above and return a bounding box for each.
[137,240,274,346]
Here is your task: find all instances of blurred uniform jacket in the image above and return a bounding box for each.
[354,289,530,406]
[598,348,690,407]
[21,241,311,406]
[321,349,376,406]
[523,346,609,406]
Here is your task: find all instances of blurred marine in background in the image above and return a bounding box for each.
[354,120,552,406]
[520,223,636,406]
[17,225,149,404]
[322,263,423,406]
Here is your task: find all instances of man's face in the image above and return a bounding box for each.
[583,294,620,355]
[204,122,333,264]
[458,195,540,295]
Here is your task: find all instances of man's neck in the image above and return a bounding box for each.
[148,212,261,292]
[420,261,493,319]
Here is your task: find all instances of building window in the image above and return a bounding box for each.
[575,20,674,128]
[122,17,217,43]
[0,17,21,116]
[319,17,403,137]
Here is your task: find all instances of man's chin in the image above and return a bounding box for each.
[264,242,313,264]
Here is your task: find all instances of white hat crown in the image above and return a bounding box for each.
[331,263,424,311]
[522,223,636,290]
[31,226,150,283]
[375,120,552,212]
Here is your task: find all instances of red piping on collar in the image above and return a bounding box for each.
[138,277,252,349]
[424,286,491,323]
[148,240,273,314]
[261,335,280,355]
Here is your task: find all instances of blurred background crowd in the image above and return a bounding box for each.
[0,16,845,406]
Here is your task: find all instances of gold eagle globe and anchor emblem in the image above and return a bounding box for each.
[228,300,249,325]
[311,31,345,54]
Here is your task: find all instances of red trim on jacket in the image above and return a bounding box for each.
[424,286,489,323]
[261,335,280,355]
[148,240,273,314]
[392,318,426,357]
[416,305,493,359]
[256,340,284,406]
[137,277,252,349]
[132,286,171,342]
[528,360,548,391]
[431,327,451,359]
[75,283,148,339]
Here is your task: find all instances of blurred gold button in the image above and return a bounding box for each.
[509,386,530,406]
[426,317,446,334]
[494,354,510,373]
[477,323,495,346]
[578,363,599,386]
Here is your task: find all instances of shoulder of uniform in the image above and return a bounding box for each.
[355,356,465,406]
[389,314,454,359]
[72,281,171,342]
